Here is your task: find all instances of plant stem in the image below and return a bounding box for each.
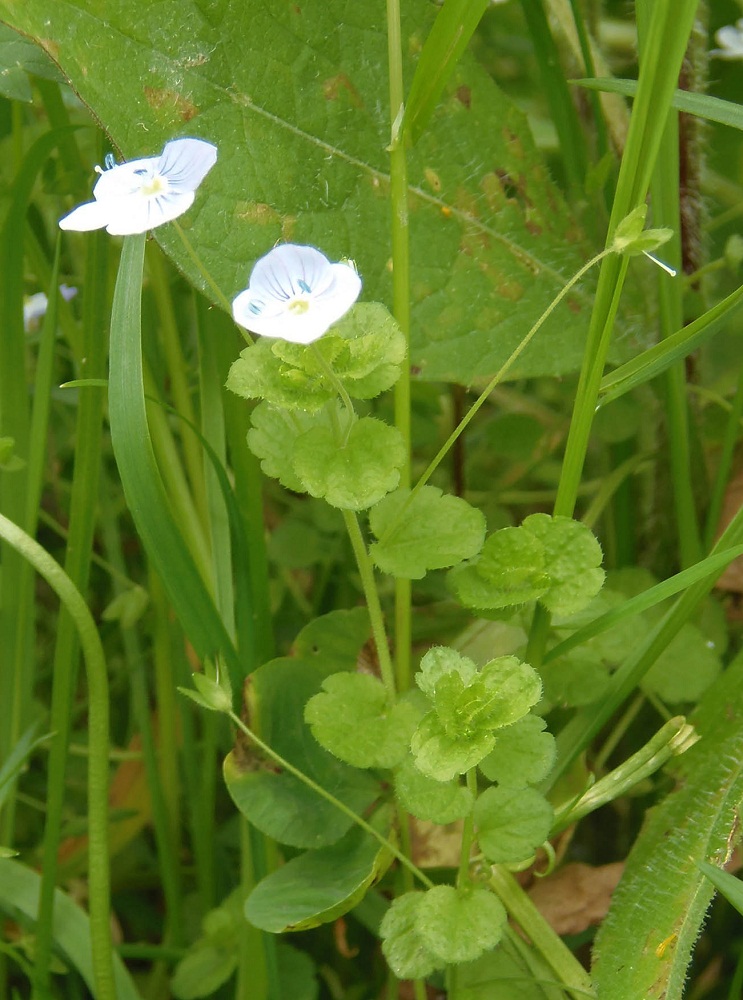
[342,510,397,698]
[0,513,114,1000]
[489,867,595,999]
[171,220,237,318]
[378,248,613,553]
[386,0,413,695]
[227,710,432,889]
[456,770,478,886]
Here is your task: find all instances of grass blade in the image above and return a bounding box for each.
[107,235,242,681]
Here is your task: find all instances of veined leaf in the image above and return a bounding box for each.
[0,0,622,384]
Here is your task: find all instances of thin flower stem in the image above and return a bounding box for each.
[456,770,478,886]
[310,343,356,427]
[227,709,433,889]
[341,510,397,699]
[171,220,247,333]
[378,248,613,549]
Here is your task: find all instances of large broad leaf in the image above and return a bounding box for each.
[0,0,620,383]
[223,657,380,849]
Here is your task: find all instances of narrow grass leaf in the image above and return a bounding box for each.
[576,77,743,132]
[107,235,241,678]
[402,0,489,145]
[0,859,140,1000]
[599,282,743,405]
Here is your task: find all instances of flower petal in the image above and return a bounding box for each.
[248,244,333,301]
[157,138,218,193]
[104,191,196,235]
[316,262,363,321]
[232,244,362,344]
[59,200,113,231]
[92,156,160,200]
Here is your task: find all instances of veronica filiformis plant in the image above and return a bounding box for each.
[59,137,217,235]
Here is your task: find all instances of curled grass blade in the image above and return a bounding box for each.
[107,235,242,682]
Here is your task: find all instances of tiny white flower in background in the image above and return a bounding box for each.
[59,137,217,235]
[232,244,362,344]
[23,284,78,332]
[711,19,743,59]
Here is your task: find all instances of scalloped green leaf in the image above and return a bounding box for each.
[369,486,486,579]
[1,0,621,386]
[448,525,549,610]
[245,813,393,933]
[223,658,380,849]
[305,672,418,769]
[478,714,556,787]
[394,755,474,823]
[523,514,605,616]
[416,646,479,701]
[411,709,496,781]
[380,892,443,980]
[327,302,406,398]
[474,786,554,864]
[292,416,405,510]
[227,340,335,412]
[417,885,507,965]
[247,400,326,492]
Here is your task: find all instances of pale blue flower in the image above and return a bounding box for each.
[59,138,217,235]
[711,20,743,60]
[232,244,362,344]
[24,285,77,331]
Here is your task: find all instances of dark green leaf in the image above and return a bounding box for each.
[223,658,380,848]
[245,815,393,932]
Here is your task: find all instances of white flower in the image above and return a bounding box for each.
[711,20,743,60]
[59,137,217,235]
[232,244,362,344]
[24,285,77,331]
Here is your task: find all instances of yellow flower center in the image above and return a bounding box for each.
[140,174,167,197]
[288,298,310,315]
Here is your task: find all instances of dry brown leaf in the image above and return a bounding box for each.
[527,861,624,936]
[409,817,464,869]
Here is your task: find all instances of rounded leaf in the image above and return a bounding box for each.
[305,672,418,769]
[478,714,556,787]
[292,416,405,510]
[474,786,554,864]
[417,886,507,964]
[370,486,486,579]
[522,513,605,617]
[394,756,474,823]
[380,892,443,980]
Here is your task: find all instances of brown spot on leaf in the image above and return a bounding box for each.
[143,86,198,122]
[525,219,543,237]
[502,127,525,159]
[38,38,60,62]
[455,85,471,109]
[322,73,362,108]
